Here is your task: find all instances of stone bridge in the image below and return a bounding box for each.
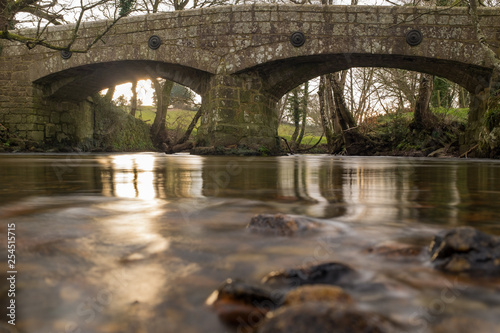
[1,4,499,151]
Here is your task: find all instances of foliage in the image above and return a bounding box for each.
[1,0,129,52]
[170,83,196,110]
[431,77,455,108]
[115,94,128,107]
[485,106,500,132]
[119,0,136,16]
[284,86,305,124]
[372,107,467,155]
[93,96,154,151]
[431,107,469,121]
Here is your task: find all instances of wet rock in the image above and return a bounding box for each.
[9,137,26,149]
[365,241,423,260]
[283,285,353,307]
[206,279,283,327]
[258,302,396,333]
[427,147,447,157]
[262,262,356,288]
[59,146,74,152]
[429,227,500,274]
[247,214,322,236]
[432,316,500,333]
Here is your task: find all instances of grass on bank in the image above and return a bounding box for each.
[130,105,329,146]
[371,107,468,154]
[126,105,469,154]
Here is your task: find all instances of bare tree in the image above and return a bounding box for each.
[150,78,173,147]
[412,73,438,129]
[129,80,138,117]
[1,0,133,52]
[317,75,335,151]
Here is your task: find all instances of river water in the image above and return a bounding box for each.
[1,153,499,333]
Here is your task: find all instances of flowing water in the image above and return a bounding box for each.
[1,153,500,333]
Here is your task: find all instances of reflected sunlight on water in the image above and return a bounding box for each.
[98,153,204,200]
[1,154,500,333]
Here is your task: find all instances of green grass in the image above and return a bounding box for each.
[376,107,469,125]
[131,105,199,130]
[130,106,327,147]
[431,107,469,121]
[278,123,326,146]
[127,105,469,152]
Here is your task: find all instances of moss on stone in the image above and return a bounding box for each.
[484,105,500,132]
[93,98,154,152]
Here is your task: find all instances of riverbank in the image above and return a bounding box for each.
[1,106,496,158]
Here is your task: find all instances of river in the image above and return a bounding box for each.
[1,153,499,332]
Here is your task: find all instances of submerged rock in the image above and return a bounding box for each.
[429,227,500,274]
[262,262,356,288]
[365,241,423,260]
[258,302,396,333]
[205,279,283,327]
[283,285,353,307]
[432,316,500,333]
[247,213,323,236]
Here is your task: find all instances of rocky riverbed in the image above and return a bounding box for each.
[207,214,500,333]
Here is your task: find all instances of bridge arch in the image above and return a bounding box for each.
[1,4,499,151]
[243,53,493,99]
[34,60,211,101]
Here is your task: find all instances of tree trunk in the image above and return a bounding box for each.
[459,87,469,108]
[413,73,436,130]
[328,73,372,155]
[165,141,194,154]
[104,86,115,103]
[151,78,174,147]
[278,93,290,125]
[324,75,341,133]
[290,88,301,149]
[329,74,357,132]
[296,81,309,147]
[318,76,335,152]
[468,0,500,73]
[176,105,204,145]
[0,0,9,31]
[129,81,138,117]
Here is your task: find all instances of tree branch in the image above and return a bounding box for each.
[21,6,64,25]
[468,0,500,72]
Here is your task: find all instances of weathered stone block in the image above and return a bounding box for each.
[60,112,72,123]
[45,123,57,138]
[15,123,36,131]
[5,114,23,124]
[357,13,378,24]
[28,131,44,141]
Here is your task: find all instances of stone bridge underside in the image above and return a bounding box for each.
[0,4,499,150]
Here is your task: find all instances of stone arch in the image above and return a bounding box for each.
[34,60,212,101]
[237,53,493,99]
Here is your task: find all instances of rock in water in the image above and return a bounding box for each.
[283,285,353,307]
[258,302,395,333]
[262,262,356,288]
[364,241,423,260]
[429,227,500,274]
[247,214,323,236]
[206,279,283,328]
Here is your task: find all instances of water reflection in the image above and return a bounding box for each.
[1,154,499,229]
[98,154,204,200]
[2,154,500,332]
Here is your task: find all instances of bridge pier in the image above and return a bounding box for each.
[197,73,281,154]
[463,73,500,156]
